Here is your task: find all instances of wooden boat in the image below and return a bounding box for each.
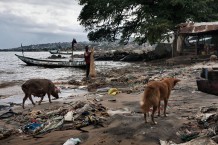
[197,79,218,96]
[49,50,72,55]
[197,68,218,96]
[15,54,86,68]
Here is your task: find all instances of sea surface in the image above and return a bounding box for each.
[0,51,129,83]
[0,51,129,104]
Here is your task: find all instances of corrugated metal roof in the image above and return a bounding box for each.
[178,22,218,34]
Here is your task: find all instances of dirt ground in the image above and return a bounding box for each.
[0,61,218,145]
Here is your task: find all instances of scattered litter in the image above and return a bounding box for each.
[4,101,108,136]
[0,102,10,111]
[108,99,116,102]
[108,88,119,95]
[30,110,42,118]
[64,111,74,122]
[0,127,14,140]
[0,109,17,119]
[178,106,218,143]
[212,135,218,143]
[107,108,131,116]
[63,138,81,145]
[160,137,217,145]
[23,123,43,134]
[39,116,64,135]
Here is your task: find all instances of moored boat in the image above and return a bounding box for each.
[15,54,86,68]
[49,50,72,55]
[197,79,218,95]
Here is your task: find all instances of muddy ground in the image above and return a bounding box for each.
[0,59,218,145]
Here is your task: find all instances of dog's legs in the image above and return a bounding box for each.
[158,101,161,116]
[164,99,168,117]
[143,113,147,123]
[151,106,157,125]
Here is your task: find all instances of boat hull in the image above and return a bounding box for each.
[15,54,86,68]
[197,68,218,96]
[49,50,72,55]
[197,79,218,96]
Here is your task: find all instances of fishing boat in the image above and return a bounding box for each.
[49,50,72,55]
[15,54,86,68]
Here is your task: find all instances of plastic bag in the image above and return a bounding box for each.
[63,138,81,145]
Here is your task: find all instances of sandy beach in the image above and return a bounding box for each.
[0,59,218,145]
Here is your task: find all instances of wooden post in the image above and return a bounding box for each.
[196,35,199,55]
[172,32,178,57]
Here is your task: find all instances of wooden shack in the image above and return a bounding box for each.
[173,22,218,57]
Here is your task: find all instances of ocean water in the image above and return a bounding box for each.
[0,51,129,104]
[0,51,129,83]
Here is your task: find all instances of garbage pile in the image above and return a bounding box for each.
[176,106,218,143]
[196,106,218,142]
[1,100,109,137]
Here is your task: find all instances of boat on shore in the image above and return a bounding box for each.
[15,54,86,68]
[197,68,218,96]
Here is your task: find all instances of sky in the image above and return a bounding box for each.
[0,0,88,49]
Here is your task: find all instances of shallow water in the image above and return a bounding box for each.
[0,51,129,103]
[0,51,129,83]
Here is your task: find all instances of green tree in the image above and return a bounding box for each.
[77,0,218,44]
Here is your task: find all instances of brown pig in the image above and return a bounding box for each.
[21,79,60,109]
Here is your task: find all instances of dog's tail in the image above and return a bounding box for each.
[140,86,156,112]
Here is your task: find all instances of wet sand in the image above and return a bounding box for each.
[0,60,218,145]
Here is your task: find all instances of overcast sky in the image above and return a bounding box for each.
[0,0,88,49]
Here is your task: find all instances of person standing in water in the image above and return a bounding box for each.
[71,38,77,60]
[84,46,91,79]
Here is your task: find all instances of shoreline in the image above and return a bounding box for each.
[0,60,218,144]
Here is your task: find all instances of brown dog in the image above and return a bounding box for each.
[140,78,180,124]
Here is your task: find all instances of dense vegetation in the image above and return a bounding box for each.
[77,0,218,44]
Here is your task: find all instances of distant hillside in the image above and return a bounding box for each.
[0,42,91,52]
[0,41,156,52]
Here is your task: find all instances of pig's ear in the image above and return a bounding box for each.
[55,87,61,93]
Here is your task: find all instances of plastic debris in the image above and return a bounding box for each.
[39,116,64,134]
[0,102,11,111]
[0,100,108,137]
[23,123,43,134]
[108,99,116,102]
[160,137,217,145]
[63,138,81,145]
[0,127,14,140]
[108,88,119,95]
[64,111,74,122]
[107,108,131,116]
[30,110,42,118]
[0,109,17,119]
